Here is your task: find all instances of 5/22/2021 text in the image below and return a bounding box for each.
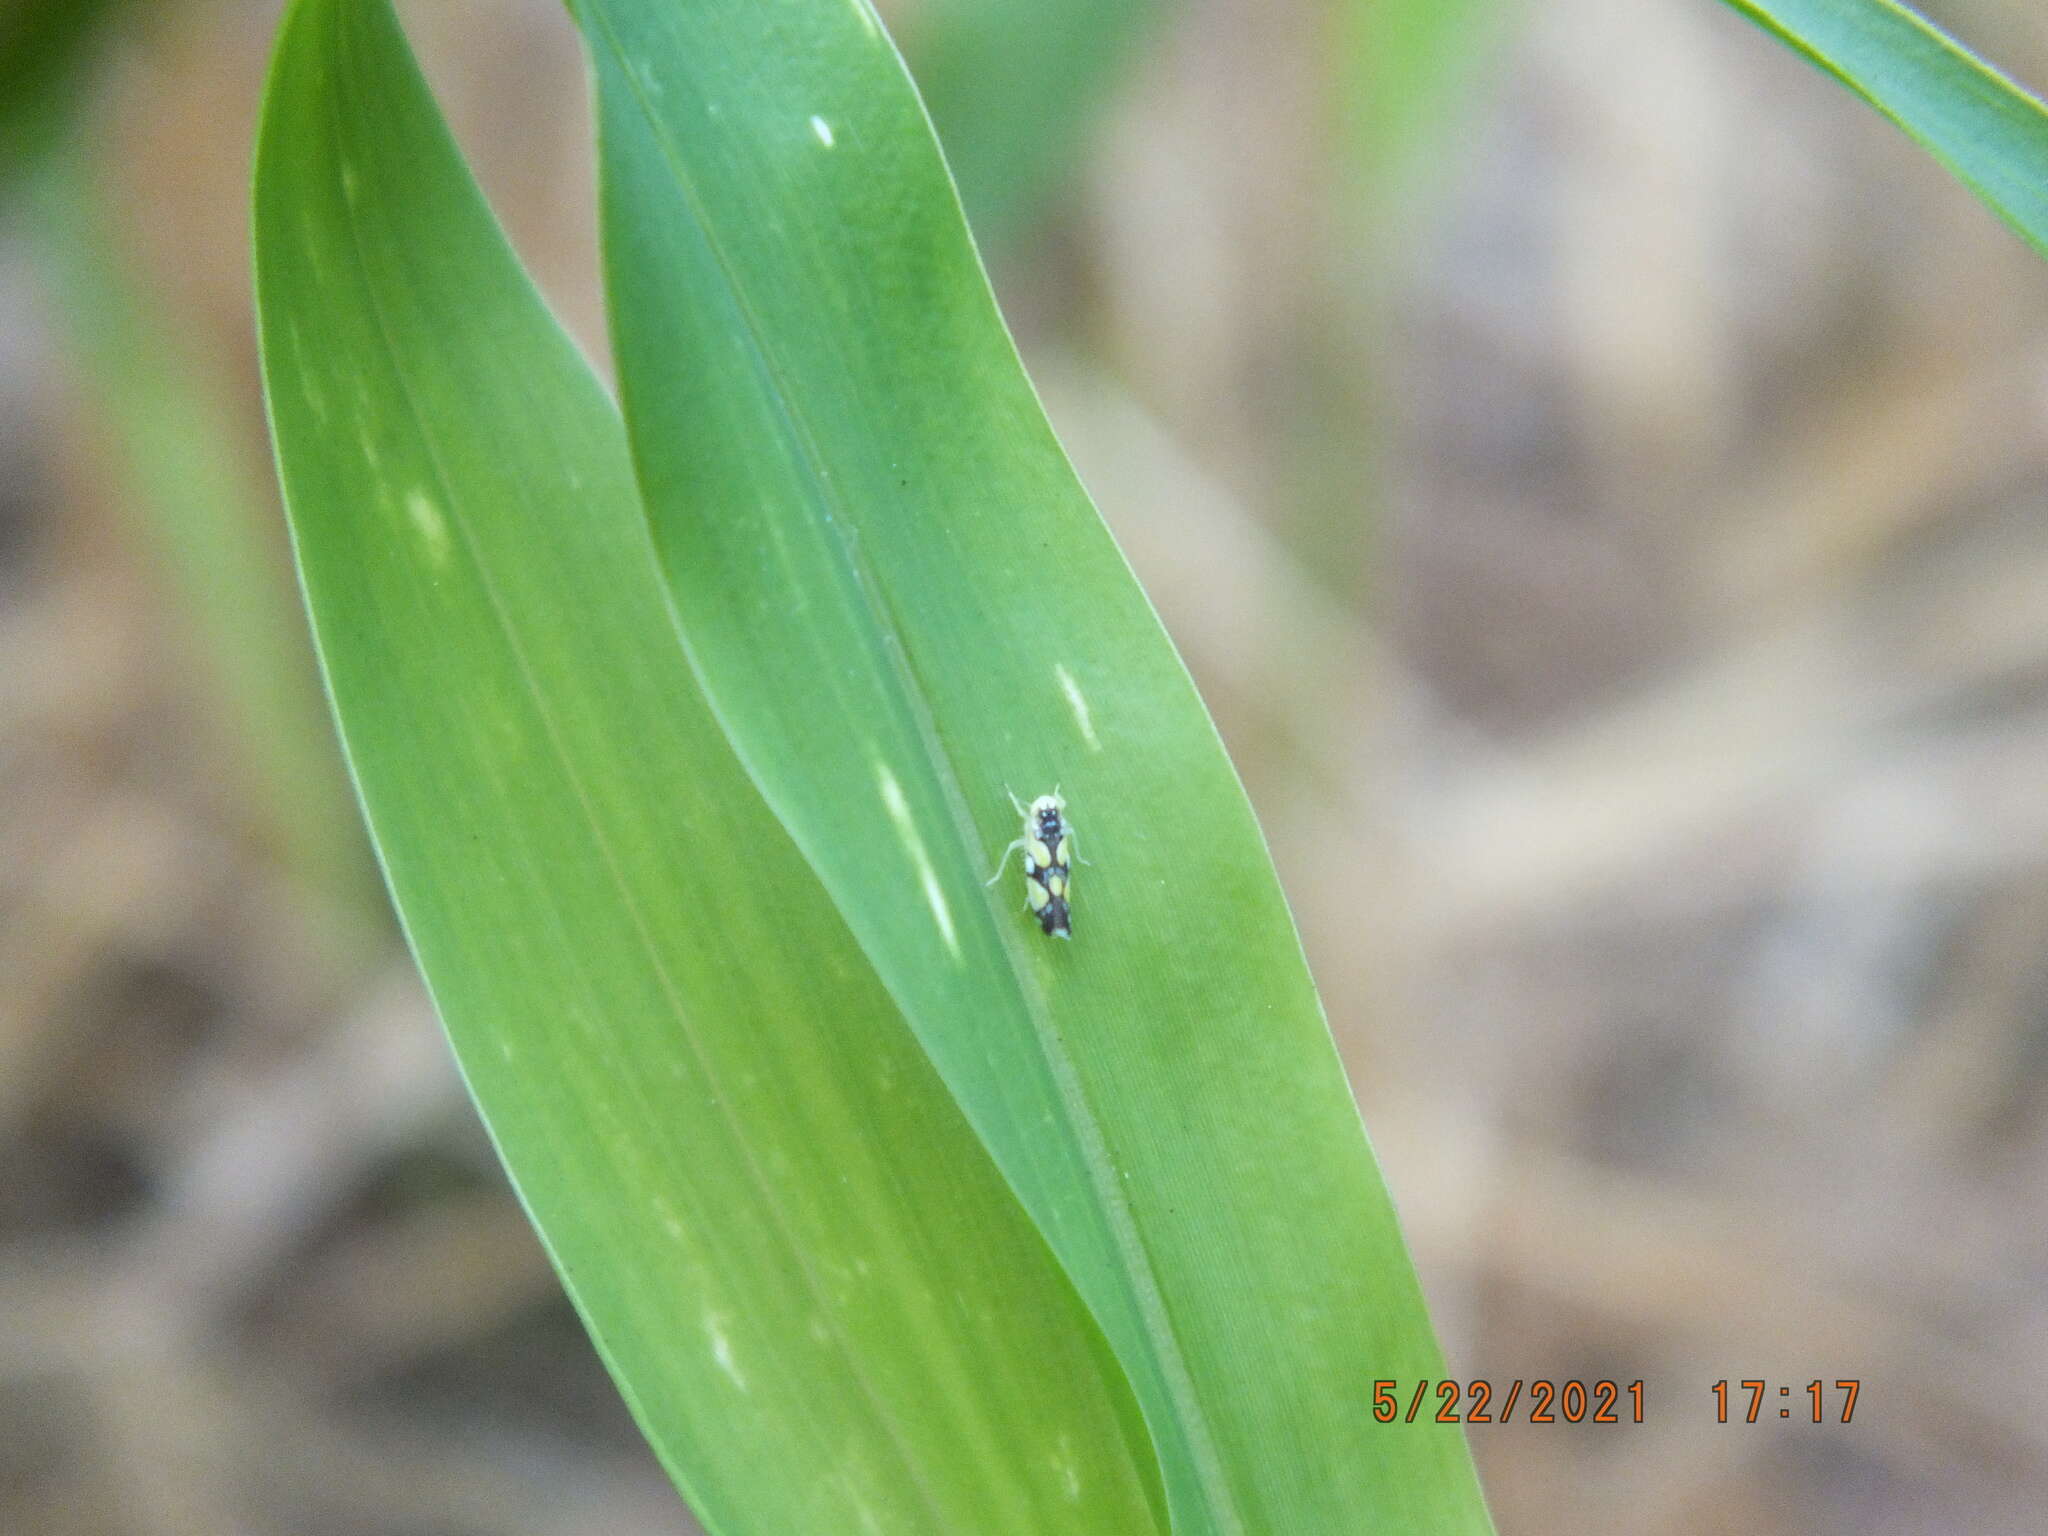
[1372,1379,1645,1424]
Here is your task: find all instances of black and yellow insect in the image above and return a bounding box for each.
[986,790,1075,939]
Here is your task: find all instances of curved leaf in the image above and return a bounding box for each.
[253,2,1162,1532]
[1719,0,2048,259]
[578,1,1490,1530]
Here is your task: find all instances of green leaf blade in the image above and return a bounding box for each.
[579,1,1491,1530]
[1719,0,2048,259]
[253,3,1163,1532]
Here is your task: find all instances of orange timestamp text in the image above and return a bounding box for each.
[1711,1379,1860,1423]
[1371,1379,1646,1425]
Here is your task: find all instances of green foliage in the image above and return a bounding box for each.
[256,0,1488,1531]
[582,0,1486,1527]
[254,3,1159,1531]
[1719,0,2048,259]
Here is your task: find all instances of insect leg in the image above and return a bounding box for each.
[984,838,1027,886]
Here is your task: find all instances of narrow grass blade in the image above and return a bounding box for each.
[579,1,1491,1529]
[1718,0,2048,259]
[253,2,1164,1531]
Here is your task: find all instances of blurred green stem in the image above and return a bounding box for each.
[34,143,382,933]
[905,0,1160,246]
[0,0,135,188]
[1294,0,1508,604]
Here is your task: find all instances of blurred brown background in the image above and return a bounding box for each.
[6,0,2048,1531]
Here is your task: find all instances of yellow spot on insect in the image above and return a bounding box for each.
[1027,882,1052,912]
[1044,871,1066,898]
